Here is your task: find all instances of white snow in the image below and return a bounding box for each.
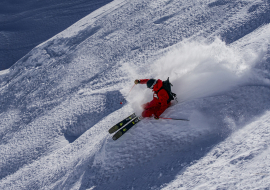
[38,0,128,45]
[0,69,9,76]
[1,0,270,189]
[162,110,270,190]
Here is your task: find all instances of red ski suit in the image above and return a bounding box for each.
[139,79,170,118]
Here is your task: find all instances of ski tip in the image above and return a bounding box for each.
[112,131,123,140]
[108,125,119,134]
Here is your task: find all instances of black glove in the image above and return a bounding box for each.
[154,115,159,120]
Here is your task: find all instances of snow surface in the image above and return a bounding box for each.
[1,0,270,189]
[0,0,113,71]
[0,69,9,76]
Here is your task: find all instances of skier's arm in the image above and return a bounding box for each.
[134,79,149,84]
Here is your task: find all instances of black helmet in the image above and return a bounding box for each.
[147,79,157,89]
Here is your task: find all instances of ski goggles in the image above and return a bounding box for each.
[149,80,157,89]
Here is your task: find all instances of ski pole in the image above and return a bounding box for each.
[120,84,136,104]
[159,117,189,121]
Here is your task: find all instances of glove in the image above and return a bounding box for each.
[154,115,159,120]
[134,79,140,84]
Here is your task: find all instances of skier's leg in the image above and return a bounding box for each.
[141,109,153,117]
[141,105,160,117]
[154,104,170,118]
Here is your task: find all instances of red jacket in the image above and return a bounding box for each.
[139,79,170,117]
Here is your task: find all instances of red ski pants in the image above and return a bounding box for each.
[141,101,170,118]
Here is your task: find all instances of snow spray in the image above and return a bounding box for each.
[120,84,136,104]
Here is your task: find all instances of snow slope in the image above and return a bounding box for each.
[0,0,113,70]
[1,0,270,189]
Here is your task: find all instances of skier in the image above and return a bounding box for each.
[134,79,172,120]
[108,78,181,140]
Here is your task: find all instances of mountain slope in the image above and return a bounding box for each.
[0,0,113,70]
[1,0,270,189]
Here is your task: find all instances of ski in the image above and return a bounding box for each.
[112,116,141,140]
[108,113,136,134]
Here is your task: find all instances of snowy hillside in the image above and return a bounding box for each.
[0,0,113,70]
[1,0,270,189]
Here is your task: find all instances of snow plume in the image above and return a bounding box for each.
[152,38,260,102]
[123,84,152,116]
[123,38,261,114]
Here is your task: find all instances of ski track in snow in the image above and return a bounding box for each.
[1,0,270,189]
